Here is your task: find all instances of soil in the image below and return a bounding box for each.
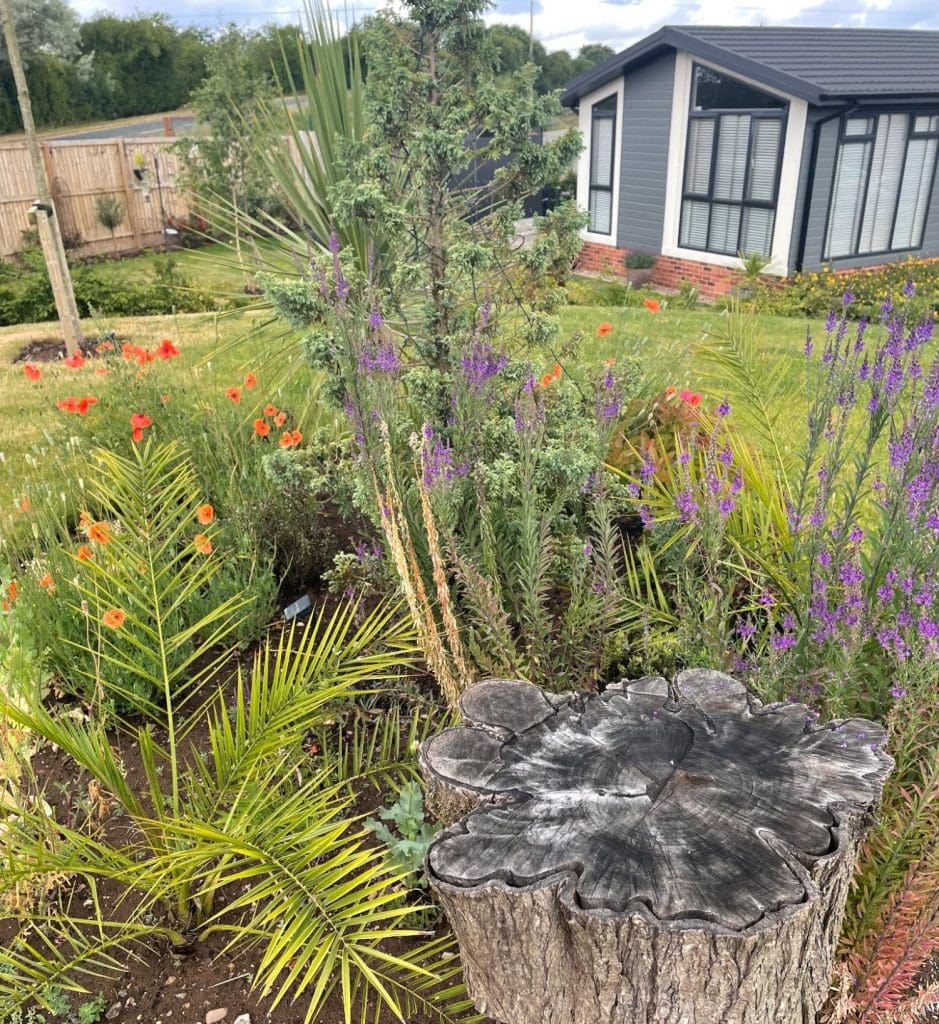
[0,655,477,1024]
[12,335,121,364]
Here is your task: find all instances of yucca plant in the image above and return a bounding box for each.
[0,441,477,1024]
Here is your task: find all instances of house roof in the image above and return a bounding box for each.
[560,26,939,107]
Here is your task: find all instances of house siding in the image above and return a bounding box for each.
[616,52,676,253]
[800,105,939,272]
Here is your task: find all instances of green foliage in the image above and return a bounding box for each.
[0,249,215,326]
[76,995,106,1024]
[753,256,939,319]
[366,781,438,883]
[93,195,125,242]
[624,250,656,270]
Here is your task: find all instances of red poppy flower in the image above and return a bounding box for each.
[193,533,213,555]
[643,299,661,314]
[63,353,85,369]
[76,544,93,561]
[196,504,214,525]
[273,411,287,427]
[102,608,126,629]
[98,340,115,352]
[24,364,41,381]
[130,413,153,430]
[95,367,108,377]
[132,427,144,443]
[75,396,97,416]
[597,323,613,337]
[254,418,271,437]
[121,343,138,361]
[155,339,180,360]
[57,397,78,413]
[226,387,241,404]
[688,393,702,407]
[244,372,257,389]
[263,404,278,418]
[87,521,112,545]
[679,389,693,402]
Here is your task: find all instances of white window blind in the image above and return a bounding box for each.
[741,207,775,255]
[893,137,938,250]
[747,119,782,201]
[679,199,710,248]
[826,132,872,258]
[588,96,616,235]
[826,112,939,258]
[858,114,908,253]
[713,115,750,201]
[708,203,741,252]
[685,119,715,193]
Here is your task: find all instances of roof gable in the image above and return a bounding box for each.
[561,26,939,107]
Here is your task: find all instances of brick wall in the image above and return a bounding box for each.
[575,241,745,302]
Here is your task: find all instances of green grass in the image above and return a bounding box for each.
[555,300,813,399]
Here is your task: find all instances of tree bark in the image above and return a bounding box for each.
[420,672,893,1024]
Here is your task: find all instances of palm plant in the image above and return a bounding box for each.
[0,442,477,1024]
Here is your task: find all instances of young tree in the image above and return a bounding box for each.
[332,0,582,369]
[94,193,125,252]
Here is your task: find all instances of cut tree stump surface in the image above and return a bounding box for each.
[420,671,893,1024]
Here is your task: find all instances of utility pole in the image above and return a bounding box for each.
[528,0,534,63]
[1,0,83,355]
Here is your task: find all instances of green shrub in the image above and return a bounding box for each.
[624,250,655,270]
[753,255,939,319]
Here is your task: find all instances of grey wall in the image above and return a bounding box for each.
[798,105,939,272]
[616,51,676,252]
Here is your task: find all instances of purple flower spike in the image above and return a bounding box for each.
[368,307,383,330]
[842,291,855,307]
[717,398,731,417]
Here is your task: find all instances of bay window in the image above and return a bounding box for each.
[825,113,939,259]
[679,64,787,258]
[588,94,617,234]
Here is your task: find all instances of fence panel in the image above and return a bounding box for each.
[0,137,189,258]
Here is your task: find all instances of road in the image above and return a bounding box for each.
[54,116,197,141]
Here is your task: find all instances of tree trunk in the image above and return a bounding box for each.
[420,672,893,1024]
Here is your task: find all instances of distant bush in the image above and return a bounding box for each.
[0,251,215,326]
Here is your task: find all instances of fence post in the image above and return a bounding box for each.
[116,140,142,249]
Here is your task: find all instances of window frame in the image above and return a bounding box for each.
[822,110,939,261]
[678,64,789,258]
[588,93,618,236]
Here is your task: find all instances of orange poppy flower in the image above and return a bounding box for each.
[79,511,93,530]
[132,427,145,443]
[643,298,661,314]
[664,386,677,399]
[131,413,153,430]
[121,343,138,361]
[161,394,170,403]
[63,353,85,369]
[39,572,55,592]
[102,608,126,629]
[541,373,554,388]
[263,404,278,418]
[196,504,214,525]
[7,581,18,602]
[226,387,241,404]
[273,411,287,427]
[18,496,29,513]
[254,418,271,437]
[76,544,93,561]
[552,363,562,379]
[24,363,41,381]
[87,521,112,545]
[97,340,115,352]
[155,339,180,360]
[95,366,108,377]
[193,533,213,555]
[290,429,302,446]
[244,372,257,389]
[597,323,613,337]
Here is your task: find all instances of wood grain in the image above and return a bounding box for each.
[421,670,893,1024]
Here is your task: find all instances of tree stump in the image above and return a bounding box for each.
[419,671,893,1024]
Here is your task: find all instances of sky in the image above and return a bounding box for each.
[67,0,939,54]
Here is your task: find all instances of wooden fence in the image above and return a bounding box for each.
[0,137,189,258]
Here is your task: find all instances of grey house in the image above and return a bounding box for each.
[561,26,939,291]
